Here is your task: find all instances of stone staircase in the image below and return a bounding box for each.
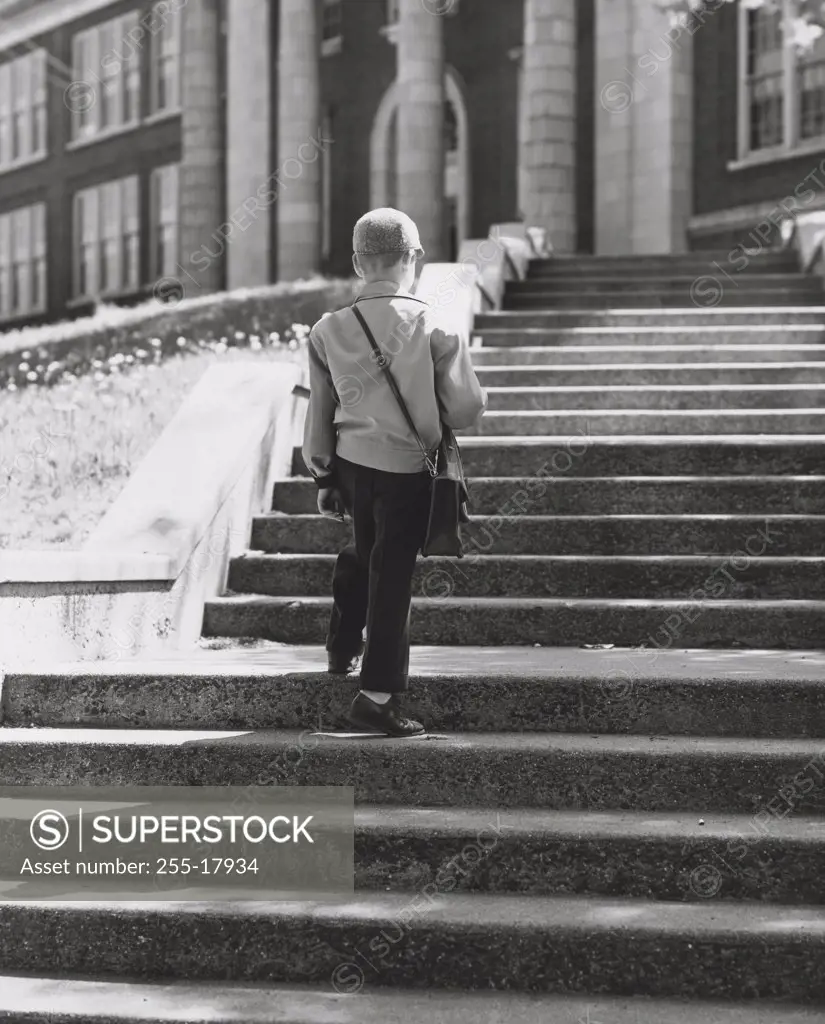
[205,249,825,649]
[3,249,825,1021]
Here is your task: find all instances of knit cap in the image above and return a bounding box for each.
[352,207,425,257]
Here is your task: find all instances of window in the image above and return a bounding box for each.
[71,12,141,142]
[150,163,179,279]
[149,0,182,114]
[738,0,825,158]
[744,3,784,150]
[321,0,343,55]
[799,27,825,139]
[73,176,139,298]
[0,49,47,171]
[0,203,46,319]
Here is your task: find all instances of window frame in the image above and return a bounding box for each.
[70,12,141,145]
[149,0,183,116]
[736,0,825,165]
[149,162,180,280]
[72,175,140,300]
[0,48,48,175]
[0,202,47,321]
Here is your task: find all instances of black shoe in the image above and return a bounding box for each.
[347,693,425,738]
[328,643,365,675]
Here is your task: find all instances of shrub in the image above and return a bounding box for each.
[0,277,359,392]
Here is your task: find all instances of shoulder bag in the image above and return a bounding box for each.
[350,303,470,558]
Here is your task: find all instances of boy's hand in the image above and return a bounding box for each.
[318,486,348,522]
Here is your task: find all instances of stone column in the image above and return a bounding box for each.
[277,0,322,280]
[518,0,577,252]
[397,0,446,261]
[226,0,271,288]
[595,0,694,254]
[179,0,223,295]
[594,0,632,253]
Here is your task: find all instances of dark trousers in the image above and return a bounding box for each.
[326,456,431,693]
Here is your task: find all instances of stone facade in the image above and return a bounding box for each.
[4,0,825,326]
[179,0,224,296]
[276,0,322,280]
[225,0,272,289]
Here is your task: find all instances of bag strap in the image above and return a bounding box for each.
[354,293,429,306]
[350,304,438,477]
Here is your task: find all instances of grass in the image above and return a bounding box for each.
[0,276,357,391]
[5,315,349,556]
[0,276,361,550]
[0,340,305,551]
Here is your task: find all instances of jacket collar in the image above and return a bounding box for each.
[358,279,415,300]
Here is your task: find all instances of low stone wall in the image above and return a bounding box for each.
[788,210,825,274]
[0,360,303,666]
[416,223,533,332]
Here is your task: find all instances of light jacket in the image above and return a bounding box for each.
[302,279,488,486]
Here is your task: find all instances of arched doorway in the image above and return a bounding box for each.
[370,68,470,259]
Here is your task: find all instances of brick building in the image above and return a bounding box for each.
[0,0,823,328]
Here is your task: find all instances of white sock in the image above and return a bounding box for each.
[360,690,392,705]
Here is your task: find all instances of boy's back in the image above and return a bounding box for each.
[303,275,487,483]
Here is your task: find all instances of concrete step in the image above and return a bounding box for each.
[6,726,825,813]
[202,594,825,648]
[2,893,825,1001]
[511,275,820,294]
[9,647,825,737]
[271,476,825,517]
[7,726,825,815]
[228,553,825,601]
[485,384,825,411]
[503,291,825,310]
[353,806,825,903]
[529,250,798,263]
[1,976,822,1024]
[533,248,796,260]
[463,409,825,435]
[474,309,825,328]
[528,261,801,276]
[473,325,825,346]
[474,364,825,386]
[470,344,825,364]
[8,802,822,904]
[528,257,801,278]
[292,437,825,477]
[254,513,825,557]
